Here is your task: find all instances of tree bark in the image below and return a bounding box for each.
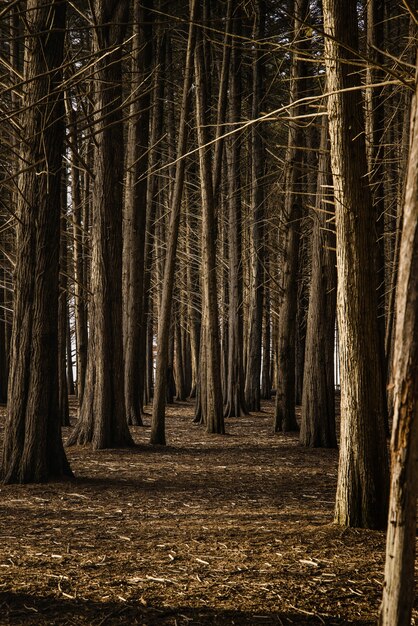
[274,0,308,432]
[123,0,153,426]
[64,95,88,402]
[379,58,418,626]
[194,22,225,434]
[245,0,266,413]
[1,0,73,483]
[300,116,337,448]
[224,4,247,418]
[150,0,197,444]
[66,0,134,449]
[323,0,389,529]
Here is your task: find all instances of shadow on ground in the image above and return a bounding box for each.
[0,592,374,626]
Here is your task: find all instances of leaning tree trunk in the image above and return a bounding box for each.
[150,0,197,445]
[379,57,418,626]
[1,0,73,483]
[67,0,134,449]
[300,116,337,448]
[323,0,389,529]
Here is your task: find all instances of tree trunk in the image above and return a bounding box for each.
[66,0,134,449]
[323,0,389,529]
[224,5,247,418]
[379,57,418,626]
[300,117,337,448]
[65,95,88,402]
[150,0,197,444]
[1,0,72,483]
[245,0,265,413]
[58,183,70,427]
[366,0,388,431]
[274,0,308,432]
[194,22,225,434]
[123,0,153,426]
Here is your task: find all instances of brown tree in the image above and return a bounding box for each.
[245,0,266,413]
[274,0,308,432]
[67,0,134,449]
[194,18,224,434]
[323,0,389,528]
[150,0,197,444]
[379,57,418,626]
[123,0,153,426]
[300,117,337,448]
[1,0,73,482]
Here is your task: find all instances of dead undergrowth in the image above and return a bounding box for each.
[0,400,415,625]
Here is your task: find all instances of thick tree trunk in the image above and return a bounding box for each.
[123,0,153,426]
[67,0,134,449]
[1,0,72,483]
[323,0,389,529]
[150,0,197,444]
[379,59,418,626]
[300,117,337,448]
[274,0,308,432]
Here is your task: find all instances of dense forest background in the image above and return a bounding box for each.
[0,0,418,624]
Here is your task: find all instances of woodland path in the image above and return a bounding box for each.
[0,400,408,625]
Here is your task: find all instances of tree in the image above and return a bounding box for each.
[300,116,337,448]
[274,0,308,432]
[123,0,153,426]
[379,56,418,626]
[245,0,266,413]
[67,0,134,449]
[150,0,197,445]
[1,0,73,483]
[194,14,224,434]
[323,0,389,528]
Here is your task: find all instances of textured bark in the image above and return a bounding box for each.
[300,118,337,448]
[224,6,247,418]
[274,0,308,432]
[194,23,225,434]
[1,0,72,483]
[323,0,389,529]
[186,195,201,400]
[245,0,266,412]
[58,191,70,427]
[123,0,153,426]
[65,96,88,402]
[67,0,134,449]
[0,259,8,404]
[261,279,271,400]
[379,60,418,626]
[366,0,388,430]
[173,301,187,401]
[150,1,197,444]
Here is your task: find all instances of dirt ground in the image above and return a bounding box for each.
[0,400,415,625]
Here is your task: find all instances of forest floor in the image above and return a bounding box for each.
[0,399,415,626]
